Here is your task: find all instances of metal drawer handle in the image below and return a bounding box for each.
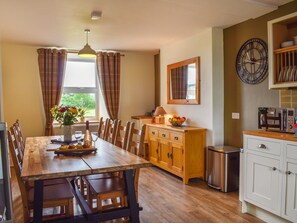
[152,131,155,135]
[272,167,277,171]
[162,133,166,137]
[286,171,292,175]
[258,144,267,149]
[174,136,179,140]
[167,153,170,158]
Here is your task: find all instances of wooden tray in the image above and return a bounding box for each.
[53,148,97,156]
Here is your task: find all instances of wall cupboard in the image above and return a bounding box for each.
[147,124,206,184]
[268,11,297,89]
[242,132,297,223]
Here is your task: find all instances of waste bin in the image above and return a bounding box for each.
[207,145,240,192]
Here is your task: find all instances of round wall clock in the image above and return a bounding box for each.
[236,38,268,85]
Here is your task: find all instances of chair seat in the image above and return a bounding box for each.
[28,182,74,203]
[88,177,125,194]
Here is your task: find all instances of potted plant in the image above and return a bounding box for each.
[78,107,87,122]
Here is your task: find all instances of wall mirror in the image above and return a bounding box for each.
[167,57,200,104]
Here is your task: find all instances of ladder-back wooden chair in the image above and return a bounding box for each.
[105,119,119,144]
[84,123,146,212]
[124,123,146,202]
[114,121,132,149]
[7,131,74,222]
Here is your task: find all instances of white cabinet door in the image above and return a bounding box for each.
[245,152,282,214]
[284,162,297,222]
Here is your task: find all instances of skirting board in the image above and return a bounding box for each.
[242,202,291,223]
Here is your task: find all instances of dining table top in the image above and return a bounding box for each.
[21,136,152,182]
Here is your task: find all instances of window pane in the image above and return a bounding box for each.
[64,61,96,88]
[60,93,96,117]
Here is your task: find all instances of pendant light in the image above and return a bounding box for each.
[78,29,96,58]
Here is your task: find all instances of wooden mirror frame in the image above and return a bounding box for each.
[167,57,200,104]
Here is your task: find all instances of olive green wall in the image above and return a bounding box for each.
[224,1,297,148]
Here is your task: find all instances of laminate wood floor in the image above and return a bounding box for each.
[11,167,264,223]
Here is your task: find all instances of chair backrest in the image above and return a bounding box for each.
[10,120,25,159]
[15,119,25,148]
[97,117,104,139]
[114,121,131,149]
[105,119,119,144]
[7,130,29,221]
[125,123,146,202]
[126,123,146,157]
[9,125,24,164]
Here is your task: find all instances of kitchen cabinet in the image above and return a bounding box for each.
[147,124,206,184]
[283,142,297,222]
[268,11,297,89]
[242,132,297,223]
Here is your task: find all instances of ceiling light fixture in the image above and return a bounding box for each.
[91,11,102,20]
[78,29,96,58]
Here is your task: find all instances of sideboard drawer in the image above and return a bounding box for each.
[170,133,183,144]
[159,130,170,140]
[246,137,281,156]
[149,128,158,138]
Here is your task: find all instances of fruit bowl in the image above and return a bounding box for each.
[168,116,186,127]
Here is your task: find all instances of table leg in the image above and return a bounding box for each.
[33,180,44,222]
[124,169,139,223]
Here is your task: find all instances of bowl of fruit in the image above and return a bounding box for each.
[168,115,186,127]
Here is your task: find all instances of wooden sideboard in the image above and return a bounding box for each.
[146,124,206,184]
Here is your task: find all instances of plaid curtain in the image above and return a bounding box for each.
[37,48,67,136]
[171,66,188,99]
[96,52,121,120]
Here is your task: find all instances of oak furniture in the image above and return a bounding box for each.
[147,124,206,184]
[241,130,297,222]
[21,136,151,223]
[268,11,297,88]
[8,132,74,222]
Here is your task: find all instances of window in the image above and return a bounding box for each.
[60,54,99,118]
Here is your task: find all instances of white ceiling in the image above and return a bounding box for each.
[0,0,293,51]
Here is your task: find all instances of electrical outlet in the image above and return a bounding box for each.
[232,113,240,119]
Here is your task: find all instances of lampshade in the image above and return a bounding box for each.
[154,106,167,116]
[78,29,96,58]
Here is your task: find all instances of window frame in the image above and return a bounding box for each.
[61,56,99,120]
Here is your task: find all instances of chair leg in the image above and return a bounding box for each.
[60,205,65,214]
[97,196,102,211]
[66,199,74,217]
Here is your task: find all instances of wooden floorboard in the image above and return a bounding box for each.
[11,166,264,223]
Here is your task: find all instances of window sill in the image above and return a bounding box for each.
[52,118,100,127]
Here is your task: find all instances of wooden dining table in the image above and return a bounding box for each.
[21,136,152,223]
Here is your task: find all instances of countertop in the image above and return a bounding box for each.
[244,130,297,142]
[131,115,152,120]
[146,123,206,132]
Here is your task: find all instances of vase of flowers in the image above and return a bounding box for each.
[51,105,79,141]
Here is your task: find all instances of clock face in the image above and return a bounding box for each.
[236,38,268,85]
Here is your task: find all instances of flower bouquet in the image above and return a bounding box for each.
[51,105,79,142]
[168,115,186,127]
[51,105,79,126]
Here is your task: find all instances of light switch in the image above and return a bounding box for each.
[232,113,240,119]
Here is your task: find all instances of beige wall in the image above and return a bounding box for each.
[223,1,297,147]
[0,44,3,121]
[119,51,155,123]
[2,43,44,137]
[1,43,155,137]
[160,28,224,146]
